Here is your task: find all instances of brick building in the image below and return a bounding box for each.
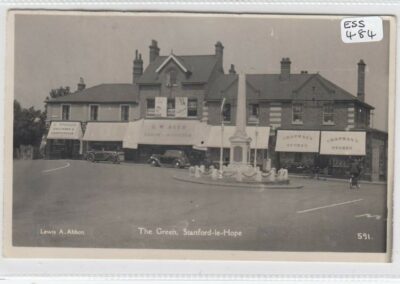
[44,40,387,181]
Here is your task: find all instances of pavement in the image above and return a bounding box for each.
[12,159,388,252]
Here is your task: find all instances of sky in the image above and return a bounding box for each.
[13,13,391,131]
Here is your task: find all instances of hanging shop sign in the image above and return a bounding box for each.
[275,130,320,153]
[320,131,366,156]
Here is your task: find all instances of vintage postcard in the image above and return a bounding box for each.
[3,11,396,261]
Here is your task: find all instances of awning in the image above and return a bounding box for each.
[205,126,270,149]
[83,122,128,142]
[47,121,83,140]
[275,130,320,153]
[320,131,366,156]
[123,120,142,149]
[123,119,209,149]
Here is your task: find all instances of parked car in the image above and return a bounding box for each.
[86,150,121,164]
[148,150,191,168]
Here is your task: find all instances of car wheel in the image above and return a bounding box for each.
[174,161,181,168]
[150,160,158,167]
[87,153,95,162]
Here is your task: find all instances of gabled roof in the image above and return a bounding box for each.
[46,84,138,103]
[137,55,218,84]
[207,73,374,109]
[155,54,189,74]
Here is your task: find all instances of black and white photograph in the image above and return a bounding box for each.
[4,11,395,261]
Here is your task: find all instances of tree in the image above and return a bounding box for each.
[13,100,46,149]
[49,86,71,98]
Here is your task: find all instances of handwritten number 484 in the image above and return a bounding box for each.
[346,29,377,40]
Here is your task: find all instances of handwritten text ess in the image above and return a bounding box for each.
[341,17,383,43]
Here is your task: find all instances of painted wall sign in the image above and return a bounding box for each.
[141,119,202,145]
[47,121,83,140]
[275,130,320,153]
[154,97,167,117]
[320,131,366,156]
[175,97,188,118]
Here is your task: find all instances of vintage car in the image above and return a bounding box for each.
[85,150,122,164]
[148,150,191,168]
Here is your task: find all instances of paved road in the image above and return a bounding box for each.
[12,159,388,252]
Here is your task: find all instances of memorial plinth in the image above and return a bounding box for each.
[227,73,252,172]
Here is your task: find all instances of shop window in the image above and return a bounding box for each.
[294,153,302,163]
[223,103,231,122]
[167,98,175,117]
[89,105,99,121]
[146,99,155,117]
[292,103,303,124]
[322,103,334,125]
[61,104,70,120]
[357,107,367,127]
[166,68,178,87]
[188,99,198,117]
[249,103,259,123]
[120,105,129,121]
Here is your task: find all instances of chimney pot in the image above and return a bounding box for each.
[133,50,144,83]
[149,39,160,63]
[280,57,291,80]
[357,59,366,101]
[215,41,224,72]
[77,77,86,91]
[229,64,236,74]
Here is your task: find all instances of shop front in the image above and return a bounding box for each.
[46,121,83,159]
[275,130,320,174]
[204,126,270,167]
[82,122,128,160]
[123,119,209,164]
[319,130,366,178]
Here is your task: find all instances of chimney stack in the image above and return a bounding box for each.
[215,41,224,72]
[280,57,291,80]
[357,59,366,101]
[149,40,160,63]
[229,64,236,74]
[77,77,86,91]
[133,49,143,83]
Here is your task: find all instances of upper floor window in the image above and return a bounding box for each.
[223,103,231,122]
[188,99,198,117]
[357,107,367,126]
[166,68,178,87]
[120,105,129,121]
[61,104,70,120]
[146,99,155,117]
[90,105,99,121]
[249,103,259,123]
[167,99,175,117]
[292,103,303,124]
[322,103,334,125]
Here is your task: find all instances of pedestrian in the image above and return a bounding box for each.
[349,159,362,189]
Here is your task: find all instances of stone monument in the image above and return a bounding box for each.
[227,73,252,171]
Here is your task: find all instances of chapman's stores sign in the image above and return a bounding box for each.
[275,130,320,153]
[275,130,366,156]
[320,131,366,156]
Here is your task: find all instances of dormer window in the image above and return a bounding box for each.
[166,68,178,87]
